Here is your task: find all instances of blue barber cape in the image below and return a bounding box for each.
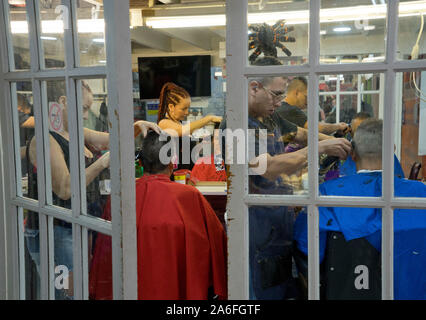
[340,155,405,178]
[293,172,426,300]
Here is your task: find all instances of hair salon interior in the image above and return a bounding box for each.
[0,0,426,301]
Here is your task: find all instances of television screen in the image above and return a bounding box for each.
[138,55,211,100]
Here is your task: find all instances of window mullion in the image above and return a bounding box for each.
[103,0,137,300]
[382,0,400,301]
[307,0,320,301]
[226,0,249,300]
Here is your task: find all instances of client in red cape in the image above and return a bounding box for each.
[89,130,227,300]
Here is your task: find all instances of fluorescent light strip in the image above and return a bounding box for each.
[10,19,105,34]
[145,1,426,29]
[8,1,426,33]
[333,27,351,32]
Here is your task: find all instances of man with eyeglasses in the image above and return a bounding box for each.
[218,56,352,300]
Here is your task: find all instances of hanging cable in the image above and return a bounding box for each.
[410,13,426,102]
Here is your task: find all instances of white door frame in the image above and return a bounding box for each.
[226,0,426,300]
[0,0,137,300]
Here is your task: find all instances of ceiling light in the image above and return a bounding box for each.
[10,19,104,34]
[320,30,327,35]
[144,1,426,29]
[92,38,105,43]
[146,14,226,28]
[40,36,57,40]
[364,25,376,31]
[333,27,351,32]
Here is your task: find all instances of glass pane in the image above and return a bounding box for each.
[394,71,425,188]
[340,75,357,92]
[245,75,308,195]
[88,229,112,300]
[53,218,73,300]
[247,0,309,66]
[338,94,357,123]
[11,81,36,199]
[361,94,380,119]
[360,73,381,91]
[393,208,426,300]
[319,116,384,186]
[38,0,66,69]
[320,75,337,92]
[319,73,383,125]
[320,1,387,64]
[23,210,41,299]
[397,0,426,61]
[44,80,71,209]
[320,94,337,123]
[76,0,106,67]
[249,205,304,300]
[78,79,110,219]
[294,207,382,300]
[7,0,30,70]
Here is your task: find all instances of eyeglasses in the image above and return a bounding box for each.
[263,87,285,101]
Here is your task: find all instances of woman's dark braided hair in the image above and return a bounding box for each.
[157,82,190,124]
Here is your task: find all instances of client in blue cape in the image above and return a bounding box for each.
[294,119,426,300]
[340,112,405,179]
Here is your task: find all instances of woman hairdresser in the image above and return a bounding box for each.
[157,82,222,170]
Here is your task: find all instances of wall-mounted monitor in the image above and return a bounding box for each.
[138,55,212,100]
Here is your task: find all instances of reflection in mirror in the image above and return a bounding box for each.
[78,79,110,219]
[7,0,30,70]
[320,0,387,64]
[12,81,36,199]
[321,73,383,125]
[241,71,352,196]
[398,0,426,61]
[245,72,306,196]
[395,72,426,192]
[38,0,66,69]
[76,0,106,67]
[247,0,309,66]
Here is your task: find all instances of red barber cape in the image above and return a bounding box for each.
[89,174,227,300]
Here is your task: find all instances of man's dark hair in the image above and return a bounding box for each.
[140,131,172,174]
[251,56,285,86]
[252,56,283,66]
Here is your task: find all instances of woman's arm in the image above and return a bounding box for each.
[84,120,162,152]
[159,115,222,137]
[29,136,110,201]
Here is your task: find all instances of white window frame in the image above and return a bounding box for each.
[226,0,426,300]
[0,0,137,300]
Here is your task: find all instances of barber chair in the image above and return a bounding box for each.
[408,162,422,180]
